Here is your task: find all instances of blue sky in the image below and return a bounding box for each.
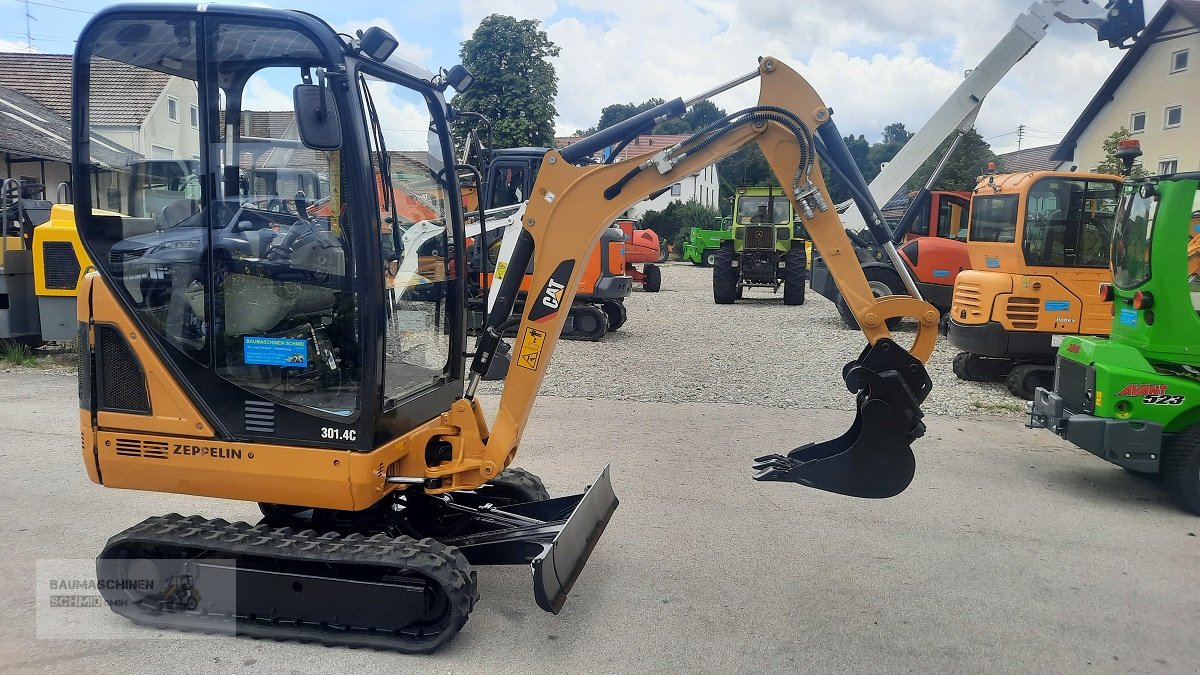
[0,0,1170,155]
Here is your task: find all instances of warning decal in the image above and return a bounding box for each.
[516,327,547,371]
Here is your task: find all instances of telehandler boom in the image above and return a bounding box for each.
[74,4,938,652]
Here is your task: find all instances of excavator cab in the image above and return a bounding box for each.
[948,171,1121,398]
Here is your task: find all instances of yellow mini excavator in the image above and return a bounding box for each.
[74,4,942,652]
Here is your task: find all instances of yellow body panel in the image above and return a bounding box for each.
[951,171,1117,337]
[33,204,91,297]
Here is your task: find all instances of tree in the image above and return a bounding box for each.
[716,145,777,206]
[908,129,997,192]
[451,15,560,149]
[683,101,724,132]
[882,122,914,144]
[639,200,722,250]
[864,122,912,183]
[1093,127,1149,178]
[821,133,871,203]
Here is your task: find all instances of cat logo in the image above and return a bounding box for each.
[527,260,576,323]
[542,279,565,309]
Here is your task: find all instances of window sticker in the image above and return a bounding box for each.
[244,337,308,367]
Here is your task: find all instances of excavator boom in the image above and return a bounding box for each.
[465,57,939,498]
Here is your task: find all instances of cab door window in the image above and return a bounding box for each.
[488,164,527,209]
[1022,178,1118,268]
[357,73,457,408]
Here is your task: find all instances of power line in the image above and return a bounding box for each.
[8,0,94,14]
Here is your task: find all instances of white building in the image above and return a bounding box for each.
[556,134,720,217]
[1053,0,1200,174]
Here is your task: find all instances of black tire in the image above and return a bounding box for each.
[782,246,806,306]
[1006,364,1053,400]
[480,467,551,503]
[703,250,717,267]
[836,266,904,329]
[713,244,738,304]
[569,304,609,341]
[601,300,627,331]
[643,264,662,292]
[1162,425,1200,515]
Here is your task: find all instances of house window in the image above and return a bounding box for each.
[1130,111,1146,134]
[167,96,179,123]
[1159,159,1178,175]
[151,144,174,160]
[670,183,682,197]
[1171,48,1189,73]
[1165,105,1183,129]
[190,105,198,128]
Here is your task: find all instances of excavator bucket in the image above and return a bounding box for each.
[753,339,931,498]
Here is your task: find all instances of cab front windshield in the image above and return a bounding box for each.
[78,15,456,419]
[736,195,791,224]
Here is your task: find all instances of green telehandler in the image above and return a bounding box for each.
[681,216,731,266]
[1029,141,1200,513]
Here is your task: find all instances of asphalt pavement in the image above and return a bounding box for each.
[1,372,1197,674]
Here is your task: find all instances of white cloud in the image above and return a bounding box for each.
[242,75,294,112]
[334,17,434,66]
[0,39,37,53]
[447,0,1170,156]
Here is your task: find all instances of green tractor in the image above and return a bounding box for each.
[1028,148,1200,514]
[681,216,731,266]
[712,186,807,305]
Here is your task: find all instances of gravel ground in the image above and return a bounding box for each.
[480,262,1023,418]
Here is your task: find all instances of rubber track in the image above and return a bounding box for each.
[98,513,479,653]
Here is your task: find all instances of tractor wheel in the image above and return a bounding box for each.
[782,246,806,306]
[836,266,904,329]
[480,467,551,503]
[601,300,627,331]
[1163,425,1200,515]
[643,264,662,292]
[713,244,738,304]
[703,250,717,268]
[1006,364,1054,400]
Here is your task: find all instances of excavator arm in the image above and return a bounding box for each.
[437,56,939,499]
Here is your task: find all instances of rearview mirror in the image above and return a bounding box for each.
[293,83,341,151]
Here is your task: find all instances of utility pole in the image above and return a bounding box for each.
[1015,123,1026,164]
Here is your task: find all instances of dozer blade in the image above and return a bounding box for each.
[532,464,619,614]
[753,338,931,498]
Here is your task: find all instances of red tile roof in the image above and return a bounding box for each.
[0,52,170,127]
